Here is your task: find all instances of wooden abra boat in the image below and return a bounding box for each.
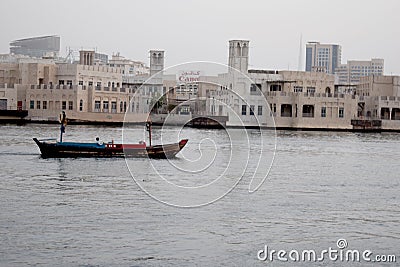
[33,138,188,159]
[33,112,188,159]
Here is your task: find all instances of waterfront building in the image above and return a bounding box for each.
[0,83,18,110]
[262,70,357,129]
[23,58,131,122]
[0,83,28,121]
[122,51,165,115]
[165,71,201,106]
[335,59,384,85]
[201,40,272,127]
[356,76,400,121]
[205,40,357,129]
[2,37,400,131]
[305,42,341,74]
[0,50,150,123]
[10,35,60,58]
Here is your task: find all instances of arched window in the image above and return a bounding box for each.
[242,43,248,56]
[157,53,162,64]
[79,99,83,111]
[236,42,241,56]
[325,87,331,94]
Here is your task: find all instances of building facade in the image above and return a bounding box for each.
[109,53,149,76]
[335,58,384,85]
[355,75,400,130]
[204,40,357,129]
[10,35,60,58]
[305,42,341,74]
[0,49,153,123]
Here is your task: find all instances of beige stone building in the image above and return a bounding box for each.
[0,83,18,110]
[2,39,400,131]
[355,76,400,130]
[109,53,149,76]
[205,40,358,129]
[263,71,357,129]
[0,52,148,123]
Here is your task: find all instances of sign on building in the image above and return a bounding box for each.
[177,70,203,83]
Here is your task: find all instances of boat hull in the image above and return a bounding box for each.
[33,138,188,159]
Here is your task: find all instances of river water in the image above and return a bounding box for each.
[0,124,399,266]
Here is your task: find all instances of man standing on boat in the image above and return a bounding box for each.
[59,111,67,142]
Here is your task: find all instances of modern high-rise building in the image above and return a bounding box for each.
[305,42,341,74]
[10,35,60,58]
[335,58,384,85]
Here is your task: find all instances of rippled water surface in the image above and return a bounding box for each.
[0,124,399,266]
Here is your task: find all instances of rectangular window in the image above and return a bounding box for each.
[258,105,263,116]
[36,101,41,109]
[294,86,303,92]
[94,101,101,112]
[111,101,117,113]
[59,80,64,85]
[250,84,261,95]
[96,82,102,90]
[79,100,83,111]
[68,101,73,110]
[321,107,326,118]
[339,107,344,118]
[307,87,316,93]
[103,101,109,112]
[250,105,255,115]
[88,81,93,86]
[241,105,247,115]
[270,84,281,91]
[62,101,66,110]
[78,80,83,86]
[66,80,73,86]
[30,100,35,109]
[42,101,47,110]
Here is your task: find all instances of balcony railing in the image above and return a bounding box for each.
[302,113,314,118]
[281,112,292,117]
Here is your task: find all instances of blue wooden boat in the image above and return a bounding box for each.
[33,112,188,158]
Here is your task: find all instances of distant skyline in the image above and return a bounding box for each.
[1,0,399,74]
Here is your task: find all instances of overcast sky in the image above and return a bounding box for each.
[1,0,399,74]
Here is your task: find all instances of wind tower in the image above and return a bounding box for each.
[149,50,164,78]
[228,40,249,74]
